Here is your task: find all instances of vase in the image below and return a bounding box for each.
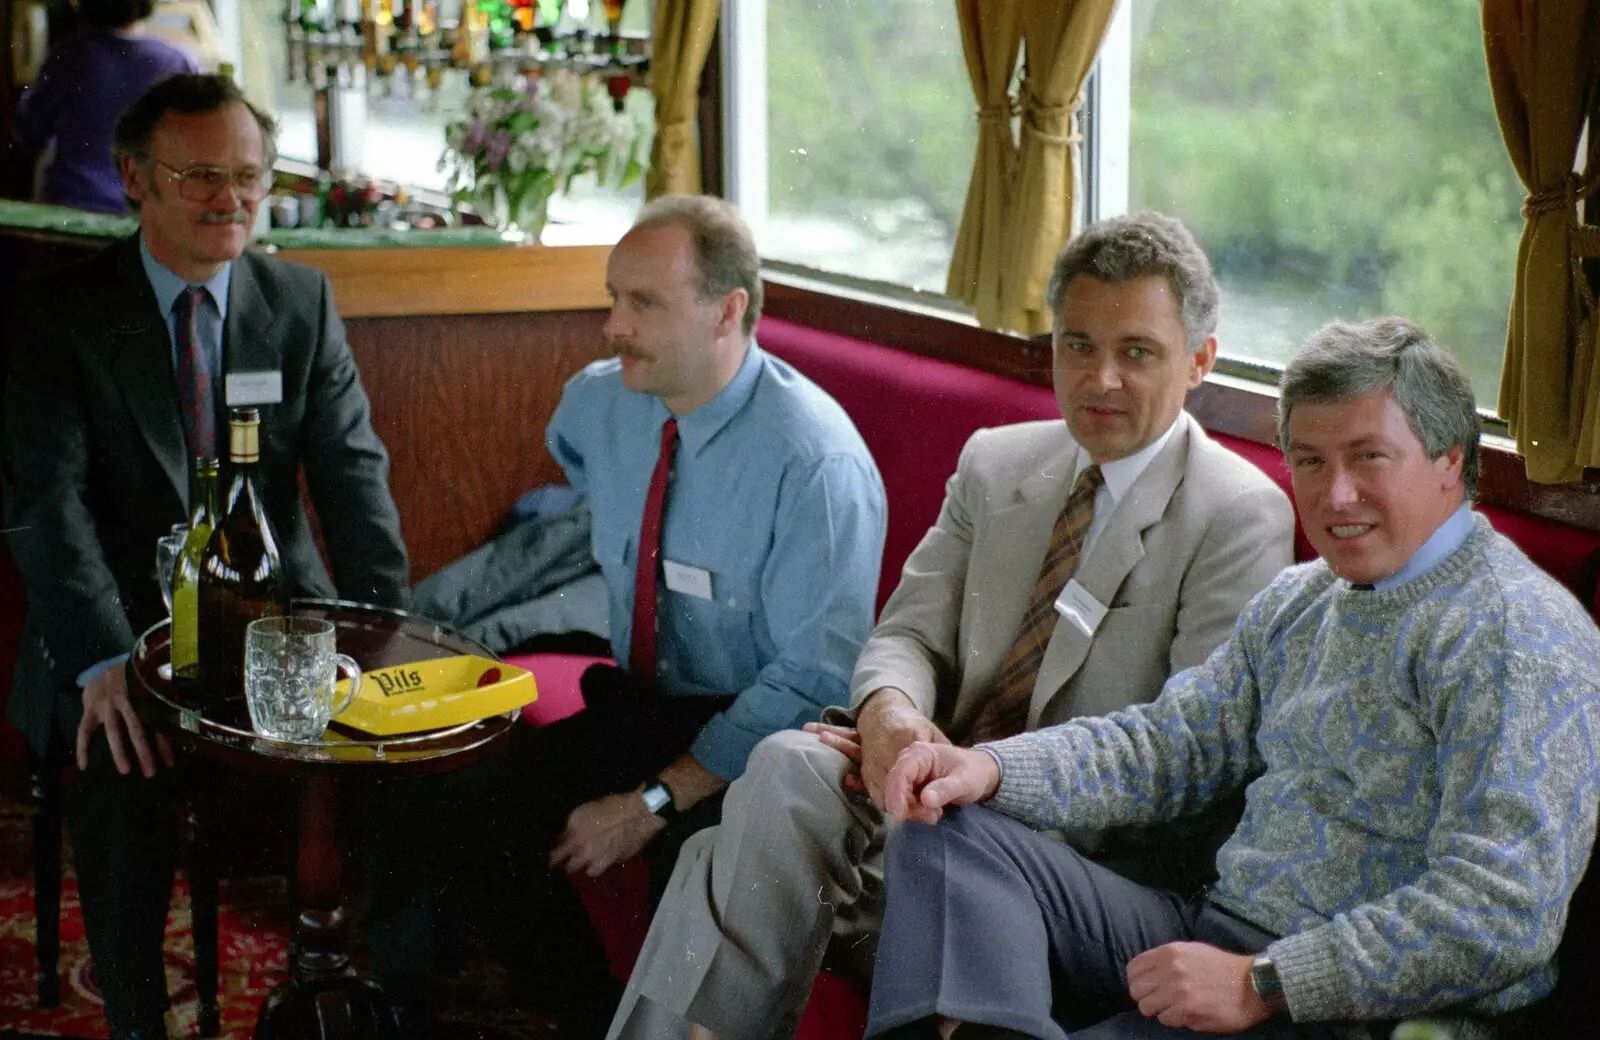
[487,183,552,243]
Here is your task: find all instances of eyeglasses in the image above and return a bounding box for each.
[154,160,271,202]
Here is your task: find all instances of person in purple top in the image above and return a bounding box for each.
[9,0,199,213]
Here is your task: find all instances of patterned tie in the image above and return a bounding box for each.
[961,464,1104,745]
[174,286,215,462]
[629,417,679,685]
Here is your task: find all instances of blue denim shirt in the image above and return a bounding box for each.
[548,342,887,780]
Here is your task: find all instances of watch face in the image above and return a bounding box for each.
[642,783,672,814]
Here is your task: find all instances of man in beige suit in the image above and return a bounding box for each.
[607,211,1297,1040]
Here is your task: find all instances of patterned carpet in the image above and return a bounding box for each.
[0,795,561,1039]
[0,796,289,1039]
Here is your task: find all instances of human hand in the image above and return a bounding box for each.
[76,666,173,778]
[850,687,950,809]
[882,741,1000,825]
[803,721,872,796]
[1125,942,1268,1033]
[549,790,667,877]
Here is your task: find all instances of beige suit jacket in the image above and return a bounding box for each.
[848,413,1294,885]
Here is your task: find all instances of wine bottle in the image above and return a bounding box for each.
[198,407,289,703]
[170,457,220,680]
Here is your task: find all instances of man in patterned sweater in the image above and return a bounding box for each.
[865,317,1600,1039]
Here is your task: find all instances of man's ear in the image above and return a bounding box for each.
[1189,335,1219,388]
[120,155,147,204]
[1437,442,1465,490]
[717,287,749,339]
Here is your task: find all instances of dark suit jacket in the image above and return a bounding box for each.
[2,234,409,756]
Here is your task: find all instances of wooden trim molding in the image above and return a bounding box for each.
[275,243,612,318]
[762,273,1600,534]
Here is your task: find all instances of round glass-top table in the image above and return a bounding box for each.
[129,600,519,1040]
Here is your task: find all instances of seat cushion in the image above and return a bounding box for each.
[504,651,612,727]
[758,317,1059,609]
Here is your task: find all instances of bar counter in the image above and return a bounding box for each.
[0,199,615,581]
[0,199,611,316]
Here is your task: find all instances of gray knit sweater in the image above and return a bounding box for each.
[986,515,1600,1025]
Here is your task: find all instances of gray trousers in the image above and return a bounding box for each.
[868,805,1392,1040]
[608,729,886,1040]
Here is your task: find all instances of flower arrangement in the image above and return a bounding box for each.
[440,69,647,237]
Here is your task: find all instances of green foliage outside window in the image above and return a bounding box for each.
[762,0,1520,403]
[1131,0,1521,401]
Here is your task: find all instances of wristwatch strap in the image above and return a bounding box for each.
[641,777,679,823]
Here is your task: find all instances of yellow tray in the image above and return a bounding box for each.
[334,654,537,736]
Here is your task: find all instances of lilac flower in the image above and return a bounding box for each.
[486,130,512,173]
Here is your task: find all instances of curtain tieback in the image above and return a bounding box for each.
[1522,171,1597,219]
[1521,172,1600,317]
[1017,89,1082,147]
[975,102,1017,125]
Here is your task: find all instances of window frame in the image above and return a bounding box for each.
[729,0,1514,434]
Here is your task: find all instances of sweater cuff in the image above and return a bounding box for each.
[983,735,1051,823]
[1267,928,1350,1021]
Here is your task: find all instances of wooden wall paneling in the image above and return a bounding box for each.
[277,244,613,318]
[345,308,611,582]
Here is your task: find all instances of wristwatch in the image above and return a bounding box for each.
[1249,955,1289,1017]
[640,777,679,823]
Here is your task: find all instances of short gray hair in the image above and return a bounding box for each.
[1278,317,1480,497]
[1045,211,1219,349]
[633,194,763,337]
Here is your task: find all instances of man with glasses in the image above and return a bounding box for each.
[2,73,408,1040]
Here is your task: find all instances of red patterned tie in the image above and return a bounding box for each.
[174,287,215,461]
[629,417,678,684]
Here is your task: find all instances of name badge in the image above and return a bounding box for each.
[1054,579,1107,638]
[663,560,714,600]
[225,370,283,406]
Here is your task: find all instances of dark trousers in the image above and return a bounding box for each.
[54,689,181,1038]
[356,664,730,1015]
[868,805,1392,1040]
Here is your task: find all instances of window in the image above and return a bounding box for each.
[737,0,976,296]
[237,0,646,236]
[1100,0,1521,403]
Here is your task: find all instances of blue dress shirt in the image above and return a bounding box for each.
[1370,502,1477,591]
[78,241,233,688]
[139,235,231,375]
[548,342,888,780]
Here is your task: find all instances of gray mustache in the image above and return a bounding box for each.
[199,212,248,225]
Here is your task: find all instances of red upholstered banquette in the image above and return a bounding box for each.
[506,317,1600,1039]
[2,316,1595,1038]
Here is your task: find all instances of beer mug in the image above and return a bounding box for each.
[244,616,362,741]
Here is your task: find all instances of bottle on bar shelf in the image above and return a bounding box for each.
[199,407,289,703]
[169,457,220,681]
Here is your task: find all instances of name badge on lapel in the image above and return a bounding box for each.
[663,560,713,600]
[1054,579,1107,638]
[225,370,283,406]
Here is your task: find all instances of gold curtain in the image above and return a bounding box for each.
[994,0,1119,335]
[1483,0,1600,482]
[646,0,721,200]
[945,0,1024,327]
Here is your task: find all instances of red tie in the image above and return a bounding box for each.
[174,286,216,461]
[629,417,678,682]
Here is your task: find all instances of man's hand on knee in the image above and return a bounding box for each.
[77,667,173,778]
[850,687,950,809]
[883,742,999,825]
[1125,942,1269,1033]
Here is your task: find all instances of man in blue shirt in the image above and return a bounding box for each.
[365,194,887,1032]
